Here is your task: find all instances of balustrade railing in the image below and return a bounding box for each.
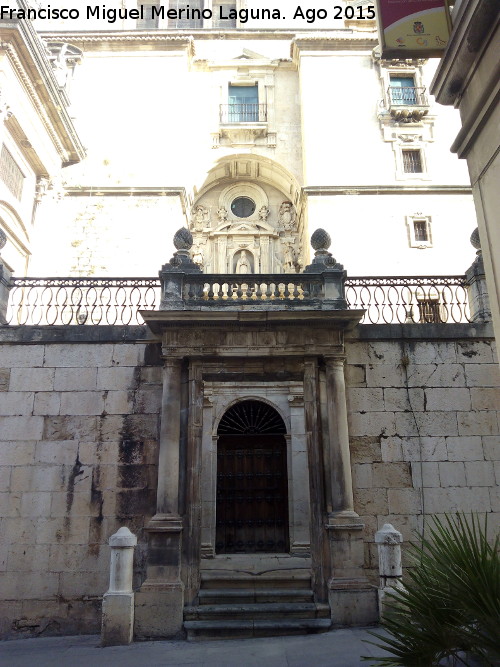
[345,276,471,324]
[2,274,472,326]
[181,273,323,302]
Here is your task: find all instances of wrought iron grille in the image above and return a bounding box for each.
[344,276,471,325]
[218,400,287,435]
[388,86,428,106]
[402,149,423,173]
[219,103,267,123]
[5,277,160,326]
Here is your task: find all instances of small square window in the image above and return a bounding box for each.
[402,149,423,173]
[407,215,432,248]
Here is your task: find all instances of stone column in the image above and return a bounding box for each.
[465,234,491,323]
[101,527,137,646]
[324,356,378,625]
[324,357,356,518]
[375,523,403,618]
[134,356,185,640]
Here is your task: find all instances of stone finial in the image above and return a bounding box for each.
[470,227,481,252]
[173,227,193,251]
[304,228,343,274]
[0,227,6,251]
[160,228,201,277]
[311,228,331,251]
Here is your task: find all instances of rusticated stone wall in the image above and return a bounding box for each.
[0,323,499,638]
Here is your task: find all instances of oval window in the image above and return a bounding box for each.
[231,197,256,218]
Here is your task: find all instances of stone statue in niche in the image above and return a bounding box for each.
[278,202,296,231]
[236,250,251,274]
[192,245,204,267]
[259,206,270,222]
[284,243,296,271]
[217,207,228,224]
[191,205,209,232]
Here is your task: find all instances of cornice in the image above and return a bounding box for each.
[304,185,473,195]
[63,185,189,213]
[40,31,195,55]
[430,0,500,106]
[291,32,378,61]
[0,21,85,165]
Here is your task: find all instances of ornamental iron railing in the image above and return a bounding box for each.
[387,86,429,107]
[219,103,268,123]
[3,275,471,325]
[345,276,471,324]
[5,277,160,326]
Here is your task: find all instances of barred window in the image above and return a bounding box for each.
[136,2,160,29]
[170,0,204,28]
[212,1,237,27]
[0,146,24,200]
[413,219,428,242]
[402,149,423,174]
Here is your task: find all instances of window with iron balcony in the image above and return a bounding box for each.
[220,84,267,124]
[387,74,429,122]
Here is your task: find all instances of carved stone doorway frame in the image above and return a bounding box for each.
[201,380,311,559]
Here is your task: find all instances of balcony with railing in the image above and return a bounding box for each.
[387,86,429,122]
[219,103,267,124]
[0,229,487,328]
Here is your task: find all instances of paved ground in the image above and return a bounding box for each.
[0,627,389,667]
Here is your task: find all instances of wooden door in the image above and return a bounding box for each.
[216,435,289,554]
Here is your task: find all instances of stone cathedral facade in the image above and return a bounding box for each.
[0,0,499,642]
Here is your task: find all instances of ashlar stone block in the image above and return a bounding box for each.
[446,436,484,461]
[457,411,499,436]
[43,344,113,369]
[425,388,471,412]
[0,392,34,416]
[9,368,54,392]
[411,461,440,488]
[439,461,466,487]
[464,461,496,487]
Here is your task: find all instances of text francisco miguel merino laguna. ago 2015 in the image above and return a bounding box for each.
[0,4,376,24]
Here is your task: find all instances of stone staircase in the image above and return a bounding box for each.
[183,570,331,640]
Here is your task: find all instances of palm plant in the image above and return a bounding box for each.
[365,513,500,666]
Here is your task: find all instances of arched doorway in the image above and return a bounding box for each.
[216,400,289,554]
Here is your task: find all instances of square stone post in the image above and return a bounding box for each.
[0,256,13,325]
[135,357,185,639]
[101,527,137,647]
[324,356,378,625]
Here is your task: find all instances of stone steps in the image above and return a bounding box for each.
[184,570,332,640]
[199,588,314,604]
[184,602,330,620]
[184,618,332,640]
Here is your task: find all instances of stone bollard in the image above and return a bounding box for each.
[101,527,137,647]
[375,523,403,618]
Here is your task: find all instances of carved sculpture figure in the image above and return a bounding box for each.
[217,207,228,223]
[191,205,209,231]
[192,245,203,267]
[258,206,270,222]
[236,250,251,274]
[284,243,296,270]
[278,201,296,231]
